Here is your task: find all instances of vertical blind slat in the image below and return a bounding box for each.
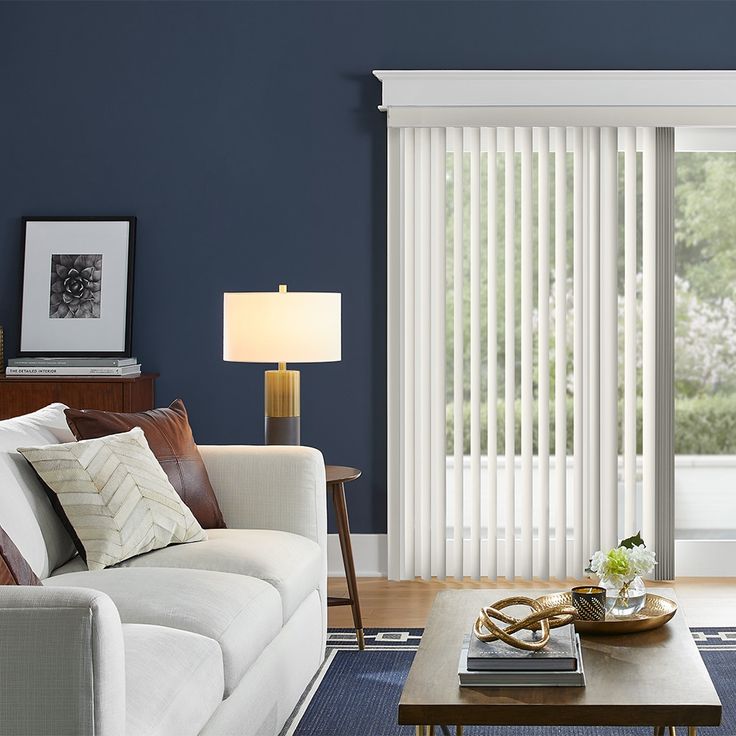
[573,126,585,577]
[486,127,498,580]
[587,127,601,557]
[554,126,568,580]
[387,126,401,580]
[623,126,638,538]
[469,127,482,580]
[402,128,416,578]
[537,127,551,580]
[430,127,447,578]
[581,128,590,564]
[417,128,432,579]
[642,126,657,551]
[452,127,465,580]
[520,127,534,580]
[504,127,516,581]
[600,126,619,552]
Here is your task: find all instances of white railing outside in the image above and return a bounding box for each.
[445,455,736,540]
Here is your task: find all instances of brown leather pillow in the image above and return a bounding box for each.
[64,399,226,529]
[0,526,42,585]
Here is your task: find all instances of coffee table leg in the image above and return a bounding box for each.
[689,729,697,736]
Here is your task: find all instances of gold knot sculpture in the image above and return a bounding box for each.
[473,596,577,651]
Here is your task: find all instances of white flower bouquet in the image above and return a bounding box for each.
[586,532,657,617]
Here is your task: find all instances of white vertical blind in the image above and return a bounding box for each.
[623,126,638,538]
[451,127,464,580]
[389,123,659,580]
[587,127,601,556]
[573,126,585,578]
[504,127,516,582]
[402,127,416,578]
[642,127,657,550]
[417,128,431,580]
[537,127,550,581]
[486,127,498,581]
[386,126,401,581]
[600,126,619,552]
[553,126,567,580]
[469,127,482,581]
[520,127,534,580]
[430,127,446,578]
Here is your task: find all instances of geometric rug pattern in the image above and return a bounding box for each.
[282,628,735,735]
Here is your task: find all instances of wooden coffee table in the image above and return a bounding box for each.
[399,589,721,735]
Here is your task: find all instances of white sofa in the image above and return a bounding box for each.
[0,404,327,736]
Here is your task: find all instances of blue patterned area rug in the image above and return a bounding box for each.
[281,628,734,736]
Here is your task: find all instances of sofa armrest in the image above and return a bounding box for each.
[0,586,125,736]
[198,445,326,546]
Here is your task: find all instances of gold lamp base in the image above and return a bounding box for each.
[264,366,300,445]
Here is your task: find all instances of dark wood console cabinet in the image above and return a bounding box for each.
[0,373,158,420]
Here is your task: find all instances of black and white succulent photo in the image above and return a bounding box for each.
[49,254,102,319]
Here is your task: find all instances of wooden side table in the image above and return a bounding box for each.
[325,465,365,650]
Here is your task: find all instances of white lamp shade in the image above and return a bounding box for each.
[223,291,341,363]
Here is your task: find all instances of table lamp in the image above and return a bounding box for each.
[223,285,341,445]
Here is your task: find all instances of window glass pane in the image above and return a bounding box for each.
[675,152,736,539]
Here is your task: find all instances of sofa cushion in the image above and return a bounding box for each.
[46,567,282,696]
[113,528,321,623]
[19,428,207,571]
[65,399,227,529]
[0,525,42,585]
[123,623,223,736]
[0,403,77,577]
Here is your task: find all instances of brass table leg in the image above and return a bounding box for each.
[689,728,698,736]
[456,727,463,736]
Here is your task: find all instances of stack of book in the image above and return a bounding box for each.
[458,623,585,687]
[6,357,141,377]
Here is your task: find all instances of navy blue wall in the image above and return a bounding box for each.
[1,1,735,533]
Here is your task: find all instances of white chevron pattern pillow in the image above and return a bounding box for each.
[19,427,206,571]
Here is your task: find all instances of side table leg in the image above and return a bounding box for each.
[331,482,365,650]
[689,729,697,736]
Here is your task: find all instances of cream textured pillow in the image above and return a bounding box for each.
[18,427,207,571]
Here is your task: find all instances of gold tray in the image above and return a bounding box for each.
[536,591,678,635]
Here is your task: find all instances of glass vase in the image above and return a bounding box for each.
[601,575,646,618]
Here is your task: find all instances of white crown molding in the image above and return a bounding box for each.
[372,70,736,109]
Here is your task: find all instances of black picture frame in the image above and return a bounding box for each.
[18,216,136,357]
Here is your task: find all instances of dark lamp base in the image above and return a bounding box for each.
[265,415,300,445]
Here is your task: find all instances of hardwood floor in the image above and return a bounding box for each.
[327,577,736,629]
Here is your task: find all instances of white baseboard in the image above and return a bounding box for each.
[327,534,735,578]
[327,534,387,577]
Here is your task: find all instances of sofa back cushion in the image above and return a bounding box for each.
[0,525,42,585]
[65,399,226,529]
[0,404,77,578]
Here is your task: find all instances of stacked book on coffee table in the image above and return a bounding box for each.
[6,356,141,377]
[458,624,585,687]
